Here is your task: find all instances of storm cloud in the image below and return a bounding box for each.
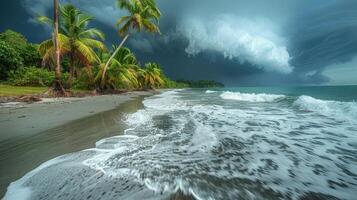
[2,0,357,85]
[177,16,293,74]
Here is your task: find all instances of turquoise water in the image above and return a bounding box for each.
[215,85,357,102]
[4,86,357,200]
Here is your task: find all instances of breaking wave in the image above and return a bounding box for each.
[4,89,357,200]
[205,90,217,94]
[220,91,285,102]
[294,95,357,123]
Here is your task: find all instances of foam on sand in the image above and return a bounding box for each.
[4,89,357,200]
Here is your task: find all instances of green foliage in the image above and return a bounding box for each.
[0,30,41,67]
[140,62,165,89]
[114,47,138,65]
[99,0,162,88]
[8,67,69,87]
[1,2,201,91]
[95,50,141,90]
[0,41,23,80]
[38,4,105,74]
[163,78,189,88]
[0,30,27,47]
[72,68,96,89]
[176,80,225,88]
[22,44,41,67]
[116,0,161,36]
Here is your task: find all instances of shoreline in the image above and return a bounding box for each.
[0,90,159,197]
[0,88,160,104]
[0,90,160,141]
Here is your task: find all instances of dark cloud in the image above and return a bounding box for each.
[1,0,357,85]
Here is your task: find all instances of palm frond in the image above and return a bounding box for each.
[79,29,105,40]
[38,39,54,56]
[77,13,95,28]
[80,38,106,51]
[118,19,133,36]
[37,16,53,26]
[75,40,100,64]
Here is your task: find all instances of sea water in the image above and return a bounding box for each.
[3,86,357,200]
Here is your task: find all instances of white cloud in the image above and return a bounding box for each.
[177,16,293,74]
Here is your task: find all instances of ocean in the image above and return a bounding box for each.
[4,86,357,200]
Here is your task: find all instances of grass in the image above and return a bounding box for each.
[0,84,91,97]
[0,84,47,96]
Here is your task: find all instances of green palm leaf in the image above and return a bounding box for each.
[74,40,100,64]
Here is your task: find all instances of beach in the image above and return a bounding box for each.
[2,87,356,200]
[0,91,157,197]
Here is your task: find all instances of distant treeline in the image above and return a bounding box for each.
[176,80,224,88]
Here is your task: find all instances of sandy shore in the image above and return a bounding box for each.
[0,90,160,197]
[0,91,157,141]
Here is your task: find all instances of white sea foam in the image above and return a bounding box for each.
[3,156,68,200]
[4,89,357,200]
[142,90,188,111]
[294,95,357,123]
[220,91,285,102]
[205,90,217,94]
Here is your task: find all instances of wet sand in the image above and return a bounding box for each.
[0,91,156,197]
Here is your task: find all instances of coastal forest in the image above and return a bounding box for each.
[0,0,222,97]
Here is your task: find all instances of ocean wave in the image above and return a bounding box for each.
[205,90,217,94]
[4,90,357,200]
[293,95,357,122]
[220,91,285,102]
[143,90,188,111]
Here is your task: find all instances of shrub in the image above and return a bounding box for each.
[0,41,23,80]
[8,67,54,86]
[72,68,95,90]
[0,30,41,67]
[8,67,69,87]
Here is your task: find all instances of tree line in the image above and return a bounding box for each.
[1,0,188,96]
[0,0,224,96]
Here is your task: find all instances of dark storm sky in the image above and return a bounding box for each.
[1,0,357,86]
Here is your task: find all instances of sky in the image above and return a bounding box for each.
[1,0,357,86]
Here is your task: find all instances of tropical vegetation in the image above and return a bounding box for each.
[0,30,41,80]
[0,0,222,97]
[176,80,225,88]
[100,0,161,88]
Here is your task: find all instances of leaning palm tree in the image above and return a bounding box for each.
[38,4,105,87]
[100,0,161,89]
[96,51,141,90]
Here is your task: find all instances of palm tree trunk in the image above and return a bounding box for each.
[100,34,129,89]
[52,0,66,95]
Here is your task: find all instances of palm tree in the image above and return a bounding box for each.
[52,0,66,95]
[100,0,161,89]
[113,46,138,65]
[141,62,165,89]
[96,49,141,90]
[38,4,105,87]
